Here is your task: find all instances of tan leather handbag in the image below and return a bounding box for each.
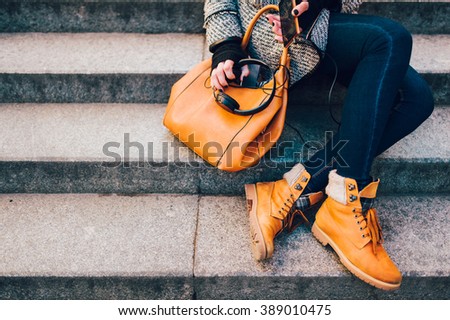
[163,4,289,172]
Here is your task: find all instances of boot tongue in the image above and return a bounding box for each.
[359,180,379,199]
[358,180,379,212]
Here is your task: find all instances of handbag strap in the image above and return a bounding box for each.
[241,4,289,67]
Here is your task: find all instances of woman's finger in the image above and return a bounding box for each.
[223,60,236,81]
[272,19,282,36]
[240,65,250,82]
[268,13,282,38]
[267,14,283,41]
[215,63,229,88]
[292,1,309,17]
[211,66,226,91]
[266,14,280,26]
[210,68,222,91]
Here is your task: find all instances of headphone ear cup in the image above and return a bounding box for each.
[215,91,240,113]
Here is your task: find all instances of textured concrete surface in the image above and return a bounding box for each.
[0,33,445,74]
[359,1,450,34]
[0,194,198,277]
[420,73,450,106]
[0,33,203,74]
[0,34,448,104]
[0,277,194,300]
[0,104,448,194]
[0,193,197,299]
[1,104,448,161]
[0,73,184,103]
[0,161,201,194]
[411,35,450,73]
[0,1,205,34]
[194,195,450,299]
[194,277,450,300]
[0,1,448,34]
[0,104,200,162]
[0,193,448,299]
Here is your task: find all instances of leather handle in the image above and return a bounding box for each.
[241,4,289,72]
[241,4,279,49]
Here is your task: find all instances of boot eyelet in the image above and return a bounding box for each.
[362,234,365,238]
[295,184,303,191]
[359,227,363,231]
[354,214,358,218]
[348,184,355,191]
[357,221,360,225]
[349,195,357,202]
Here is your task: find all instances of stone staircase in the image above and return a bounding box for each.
[0,0,449,299]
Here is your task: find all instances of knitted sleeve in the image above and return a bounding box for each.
[204,0,244,47]
[341,0,363,14]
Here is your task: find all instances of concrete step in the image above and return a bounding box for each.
[0,0,206,34]
[359,1,450,34]
[0,1,448,34]
[1,103,448,195]
[0,193,448,299]
[0,33,205,104]
[0,33,449,105]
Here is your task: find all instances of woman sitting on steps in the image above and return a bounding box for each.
[204,0,434,290]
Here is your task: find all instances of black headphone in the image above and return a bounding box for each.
[213,59,277,116]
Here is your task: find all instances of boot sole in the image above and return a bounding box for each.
[312,222,401,291]
[245,184,269,261]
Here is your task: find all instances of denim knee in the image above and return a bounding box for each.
[403,68,435,123]
[366,18,412,59]
[415,78,435,122]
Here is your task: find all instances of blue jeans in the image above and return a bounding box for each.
[300,13,434,192]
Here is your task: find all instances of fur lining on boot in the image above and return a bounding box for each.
[283,163,306,187]
[325,170,347,205]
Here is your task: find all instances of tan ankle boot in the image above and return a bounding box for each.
[245,163,323,261]
[312,170,402,290]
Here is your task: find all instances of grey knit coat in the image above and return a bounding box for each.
[204,0,362,85]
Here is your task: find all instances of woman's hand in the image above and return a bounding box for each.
[267,1,310,43]
[211,60,250,92]
[266,14,283,43]
[211,60,235,92]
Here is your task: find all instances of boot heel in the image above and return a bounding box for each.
[244,184,256,213]
[245,183,269,261]
[312,223,329,246]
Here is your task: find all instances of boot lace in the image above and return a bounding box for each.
[278,194,310,235]
[353,207,384,254]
